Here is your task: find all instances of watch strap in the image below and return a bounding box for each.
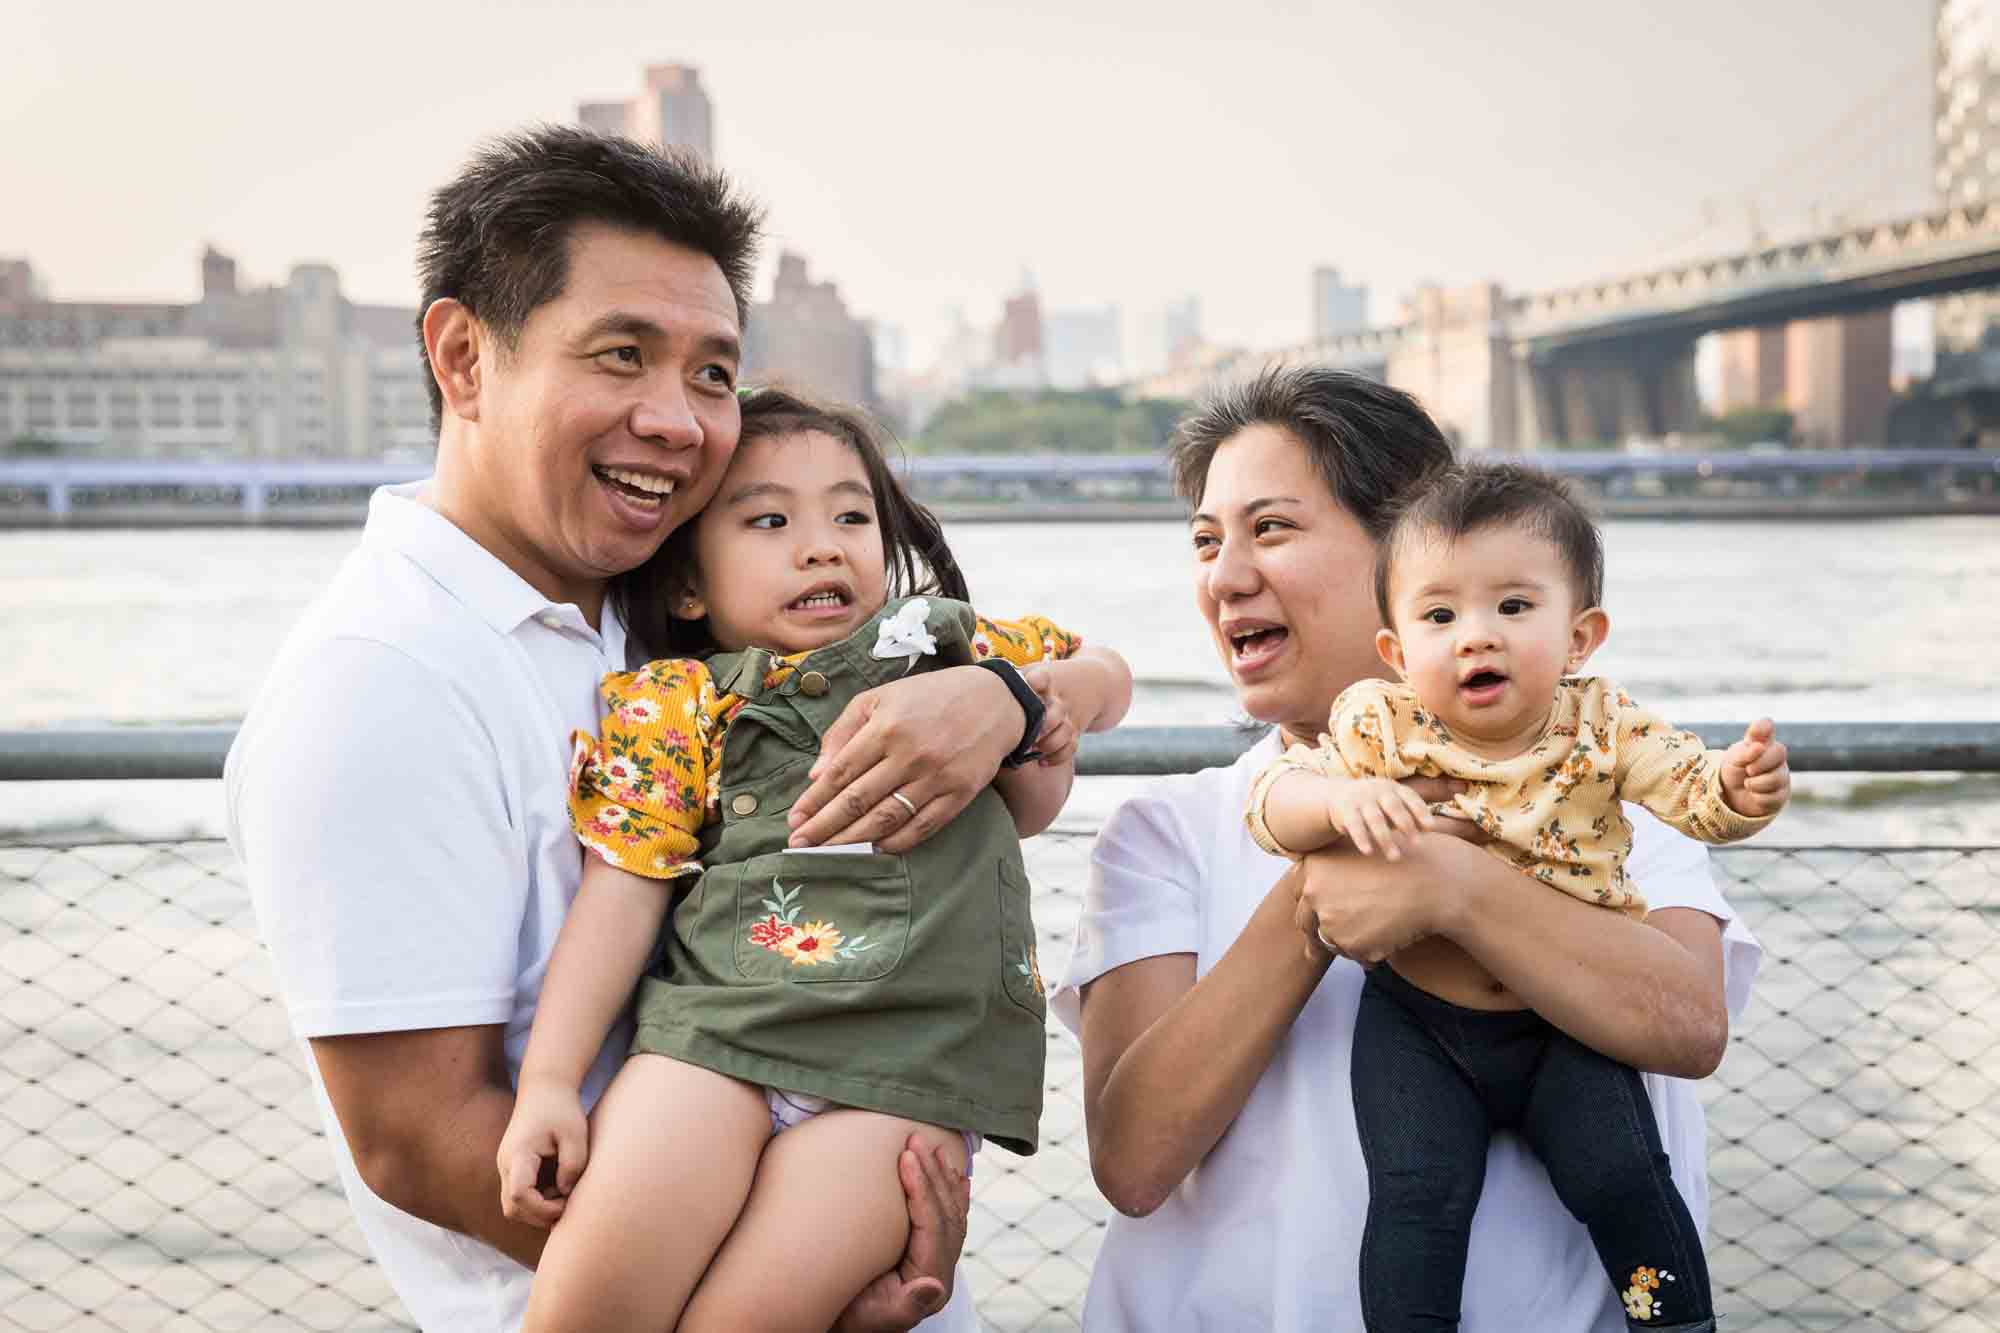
[973,658,1046,769]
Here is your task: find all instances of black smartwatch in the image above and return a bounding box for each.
[973,658,1046,769]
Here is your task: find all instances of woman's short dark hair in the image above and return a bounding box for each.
[1374,462,1605,624]
[414,124,764,432]
[1167,366,1454,539]
[613,386,970,659]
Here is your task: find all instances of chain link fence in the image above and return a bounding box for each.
[3,833,1997,1331]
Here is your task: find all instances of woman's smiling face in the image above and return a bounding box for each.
[1190,424,1387,745]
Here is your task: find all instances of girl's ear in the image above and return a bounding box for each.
[1375,627,1407,677]
[1566,607,1610,674]
[669,583,706,623]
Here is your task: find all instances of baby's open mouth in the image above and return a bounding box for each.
[593,465,676,507]
[1461,670,1508,690]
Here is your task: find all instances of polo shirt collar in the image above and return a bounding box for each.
[364,481,592,637]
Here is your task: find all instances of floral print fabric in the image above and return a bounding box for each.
[569,612,1080,879]
[1245,676,1777,915]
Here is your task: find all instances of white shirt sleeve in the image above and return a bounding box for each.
[229,636,529,1039]
[1049,781,1206,1036]
[1624,802,1763,1020]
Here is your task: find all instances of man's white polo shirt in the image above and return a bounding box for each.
[227,483,977,1332]
[227,483,633,1329]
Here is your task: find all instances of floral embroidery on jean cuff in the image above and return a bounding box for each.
[748,878,881,967]
[1016,943,1046,997]
[1620,1266,1674,1321]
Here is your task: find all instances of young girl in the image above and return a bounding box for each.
[497,388,1132,1332]
[1249,462,1789,1333]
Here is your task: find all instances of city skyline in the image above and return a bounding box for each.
[7,1,1930,370]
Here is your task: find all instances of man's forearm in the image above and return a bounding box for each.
[314,1028,551,1271]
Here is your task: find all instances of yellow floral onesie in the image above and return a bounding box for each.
[1245,675,1775,914]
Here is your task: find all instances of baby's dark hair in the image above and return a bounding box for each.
[1373,462,1605,625]
[613,386,970,658]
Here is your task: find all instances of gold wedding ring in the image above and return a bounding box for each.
[889,790,918,819]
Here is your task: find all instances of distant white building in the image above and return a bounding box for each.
[0,249,427,459]
[1044,305,1123,389]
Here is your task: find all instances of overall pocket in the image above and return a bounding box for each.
[997,858,1048,1019]
[732,849,911,983]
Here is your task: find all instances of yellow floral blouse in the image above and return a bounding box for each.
[569,614,1082,879]
[1245,676,1776,915]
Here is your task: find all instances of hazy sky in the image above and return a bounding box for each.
[7,1,1932,362]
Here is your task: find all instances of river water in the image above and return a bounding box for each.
[2,514,1997,841]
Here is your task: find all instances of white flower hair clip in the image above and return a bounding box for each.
[871,598,938,673]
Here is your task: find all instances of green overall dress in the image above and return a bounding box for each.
[629,597,1048,1155]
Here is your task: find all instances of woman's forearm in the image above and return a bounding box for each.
[1433,840,1727,1077]
[1082,867,1329,1216]
[517,859,672,1087]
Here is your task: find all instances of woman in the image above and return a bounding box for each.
[1050,368,1760,1331]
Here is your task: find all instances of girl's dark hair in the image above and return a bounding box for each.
[1373,461,1605,624]
[415,124,764,434]
[1168,366,1455,539]
[613,386,969,659]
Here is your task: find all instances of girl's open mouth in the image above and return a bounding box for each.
[1459,670,1509,705]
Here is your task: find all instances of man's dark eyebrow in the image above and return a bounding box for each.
[1189,495,1304,526]
[575,313,741,362]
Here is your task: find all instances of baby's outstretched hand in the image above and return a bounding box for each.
[1721,718,1790,819]
[1328,776,1435,860]
[497,1079,589,1229]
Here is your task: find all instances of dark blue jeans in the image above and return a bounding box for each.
[1352,964,1715,1332]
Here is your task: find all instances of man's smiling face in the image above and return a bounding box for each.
[459,222,743,610]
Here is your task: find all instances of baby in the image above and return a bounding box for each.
[1246,461,1789,1333]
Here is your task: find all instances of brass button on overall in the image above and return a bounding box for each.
[798,670,830,697]
[730,792,759,817]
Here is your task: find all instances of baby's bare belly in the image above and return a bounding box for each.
[1387,936,1525,1011]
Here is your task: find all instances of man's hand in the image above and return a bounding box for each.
[495,1078,588,1229]
[788,666,1023,854]
[1325,776,1434,860]
[1720,717,1790,819]
[1020,663,1079,767]
[833,1137,972,1332]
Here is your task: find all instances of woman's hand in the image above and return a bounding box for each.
[1290,836,1468,965]
[495,1078,588,1229]
[788,666,1025,854]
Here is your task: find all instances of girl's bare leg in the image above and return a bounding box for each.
[522,1054,770,1333]
[680,1110,970,1333]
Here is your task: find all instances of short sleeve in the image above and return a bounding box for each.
[1049,784,1204,1035]
[970,613,1082,666]
[227,637,526,1038]
[1625,805,1763,1021]
[568,659,715,880]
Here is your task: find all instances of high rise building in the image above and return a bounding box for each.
[1934,0,2000,351]
[1311,266,1369,341]
[742,252,876,408]
[576,63,714,159]
[993,280,1044,372]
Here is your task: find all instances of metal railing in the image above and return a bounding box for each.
[4,726,1998,1331]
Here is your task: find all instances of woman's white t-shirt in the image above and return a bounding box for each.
[1049,731,1761,1333]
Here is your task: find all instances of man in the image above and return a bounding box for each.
[227,127,1032,1331]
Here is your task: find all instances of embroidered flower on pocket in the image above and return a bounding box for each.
[750,878,880,967]
[1015,943,1045,997]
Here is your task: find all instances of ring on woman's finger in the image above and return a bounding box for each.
[889,790,918,819]
[1316,927,1343,957]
